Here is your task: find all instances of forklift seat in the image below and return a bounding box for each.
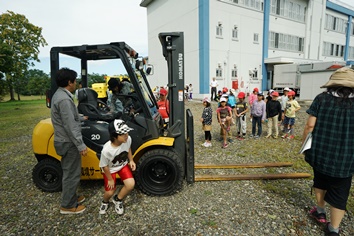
[77,88,114,121]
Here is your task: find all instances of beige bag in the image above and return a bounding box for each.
[202,124,212,131]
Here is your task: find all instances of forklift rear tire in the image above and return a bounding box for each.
[32,158,62,192]
[135,149,184,196]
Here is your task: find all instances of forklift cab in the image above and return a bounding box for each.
[47,42,163,153]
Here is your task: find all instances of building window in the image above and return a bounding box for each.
[231,66,238,78]
[216,66,223,78]
[216,22,223,38]
[323,41,345,58]
[271,0,306,22]
[232,26,238,40]
[325,14,347,34]
[253,33,259,43]
[269,31,304,52]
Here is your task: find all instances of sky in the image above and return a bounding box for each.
[1,0,354,76]
[1,0,148,75]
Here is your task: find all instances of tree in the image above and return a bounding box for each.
[88,73,106,87]
[26,69,50,98]
[0,11,47,100]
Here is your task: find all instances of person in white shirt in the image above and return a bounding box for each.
[210,77,218,101]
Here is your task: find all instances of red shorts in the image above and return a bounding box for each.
[103,165,133,191]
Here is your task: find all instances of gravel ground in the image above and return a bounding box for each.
[0,99,353,236]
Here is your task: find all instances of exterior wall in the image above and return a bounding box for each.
[142,0,354,99]
[209,1,264,94]
[144,0,199,93]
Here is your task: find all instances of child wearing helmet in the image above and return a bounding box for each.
[216,96,233,148]
[281,90,301,139]
[235,92,249,140]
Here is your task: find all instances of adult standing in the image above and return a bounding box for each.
[51,68,88,214]
[210,77,218,101]
[302,67,354,236]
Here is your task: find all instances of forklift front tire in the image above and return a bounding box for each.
[135,149,184,196]
[32,158,63,192]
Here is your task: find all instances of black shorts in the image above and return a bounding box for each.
[312,170,352,210]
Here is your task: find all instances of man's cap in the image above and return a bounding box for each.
[272,91,279,97]
[238,92,245,98]
[109,119,133,135]
[283,87,290,91]
[108,78,120,90]
[159,88,167,96]
[253,88,259,92]
[220,97,227,102]
[321,67,354,88]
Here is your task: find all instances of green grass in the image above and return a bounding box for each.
[0,98,50,139]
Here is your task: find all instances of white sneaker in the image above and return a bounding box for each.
[99,202,109,215]
[207,142,212,147]
[112,198,124,215]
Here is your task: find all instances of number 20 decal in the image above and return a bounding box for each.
[91,134,100,140]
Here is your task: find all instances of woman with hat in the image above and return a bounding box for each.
[302,67,354,235]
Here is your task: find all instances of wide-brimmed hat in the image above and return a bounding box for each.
[109,119,133,135]
[203,97,210,103]
[321,67,354,88]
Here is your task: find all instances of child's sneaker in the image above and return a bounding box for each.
[281,134,288,139]
[112,197,124,215]
[222,143,228,148]
[207,142,212,147]
[237,136,244,140]
[99,202,109,215]
[249,134,254,138]
[309,206,327,224]
[287,135,295,139]
[254,135,260,139]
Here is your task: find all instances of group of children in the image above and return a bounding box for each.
[200,87,301,148]
[95,87,300,216]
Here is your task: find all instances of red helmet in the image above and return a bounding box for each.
[222,87,228,93]
[287,90,295,96]
[253,88,259,92]
[238,92,245,99]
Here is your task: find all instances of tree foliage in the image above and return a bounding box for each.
[0,11,47,100]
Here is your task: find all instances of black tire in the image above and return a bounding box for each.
[135,149,184,196]
[32,158,62,192]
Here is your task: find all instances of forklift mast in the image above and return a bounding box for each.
[159,32,186,163]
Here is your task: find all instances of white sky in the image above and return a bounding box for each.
[1,0,354,75]
[1,0,148,75]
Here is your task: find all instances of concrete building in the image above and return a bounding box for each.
[140,0,354,99]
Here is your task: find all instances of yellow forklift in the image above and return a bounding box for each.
[32,32,195,196]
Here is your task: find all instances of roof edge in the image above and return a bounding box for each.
[140,0,154,7]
